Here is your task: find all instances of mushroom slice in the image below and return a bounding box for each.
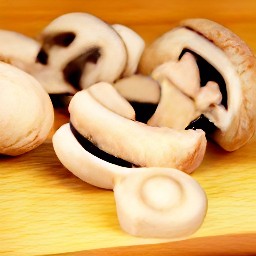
[0,29,40,71]
[0,62,54,156]
[53,125,207,237]
[33,12,127,93]
[112,24,145,77]
[114,168,207,238]
[139,18,256,151]
[69,82,207,174]
[114,74,160,123]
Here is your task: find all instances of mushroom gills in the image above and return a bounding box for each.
[70,123,132,168]
[180,49,227,133]
[49,93,73,108]
[63,47,101,90]
[129,101,158,123]
[36,32,77,65]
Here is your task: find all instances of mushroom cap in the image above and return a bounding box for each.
[36,12,127,92]
[139,18,256,151]
[69,82,207,173]
[0,62,54,155]
[114,167,207,238]
[0,29,40,70]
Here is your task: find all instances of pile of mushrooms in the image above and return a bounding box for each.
[1,13,256,239]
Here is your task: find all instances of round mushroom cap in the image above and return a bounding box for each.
[139,18,256,151]
[0,62,54,155]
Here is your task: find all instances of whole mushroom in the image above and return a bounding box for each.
[139,18,256,151]
[0,62,54,155]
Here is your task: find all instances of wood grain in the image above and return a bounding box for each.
[0,0,256,255]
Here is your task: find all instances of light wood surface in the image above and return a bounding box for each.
[0,1,256,255]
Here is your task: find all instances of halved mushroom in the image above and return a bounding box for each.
[114,74,160,123]
[115,168,207,238]
[112,24,145,77]
[32,12,128,94]
[139,18,256,151]
[0,62,54,156]
[67,82,206,174]
[0,29,40,71]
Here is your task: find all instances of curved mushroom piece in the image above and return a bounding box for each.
[114,168,207,238]
[32,12,127,94]
[139,18,256,151]
[114,74,160,123]
[0,29,40,71]
[0,62,54,156]
[68,82,206,174]
[112,24,145,77]
[53,125,207,238]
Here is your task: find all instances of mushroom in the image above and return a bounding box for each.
[62,82,206,174]
[114,74,160,123]
[114,168,207,238]
[32,12,128,94]
[139,18,256,151]
[112,24,145,77]
[53,124,207,238]
[0,62,54,156]
[0,29,40,71]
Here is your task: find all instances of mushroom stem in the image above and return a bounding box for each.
[114,168,207,238]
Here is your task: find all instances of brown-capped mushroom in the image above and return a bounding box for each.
[32,12,127,94]
[0,62,54,155]
[139,18,256,151]
[0,29,40,70]
[67,82,206,174]
[114,168,207,238]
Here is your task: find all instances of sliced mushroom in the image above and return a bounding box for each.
[114,74,160,123]
[68,82,206,174]
[0,29,40,71]
[139,18,256,151]
[53,124,207,238]
[32,12,127,94]
[114,168,207,238]
[0,62,54,156]
[112,24,145,77]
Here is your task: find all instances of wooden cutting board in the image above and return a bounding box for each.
[0,110,256,256]
[0,0,256,255]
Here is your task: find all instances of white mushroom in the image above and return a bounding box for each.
[114,168,207,238]
[53,124,207,238]
[0,62,54,155]
[32,12,128,94]
[148,52,224,130]
[0,29,40,71]
[139,18,256,151]
[112,24,145,77]
[68,82,206,174]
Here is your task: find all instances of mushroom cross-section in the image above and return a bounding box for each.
[139,18,256,151]
[67,82,207,174]
[33,12,128,94]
